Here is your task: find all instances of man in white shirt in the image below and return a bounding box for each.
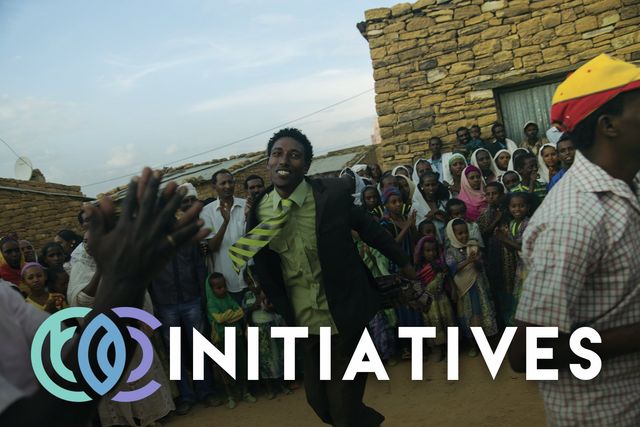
[200,169,248,303]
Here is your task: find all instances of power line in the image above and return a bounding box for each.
[0,136,21,160]
[81,87,374,189]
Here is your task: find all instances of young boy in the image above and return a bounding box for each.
[512,152,547,205]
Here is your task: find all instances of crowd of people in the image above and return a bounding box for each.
[0,116,575,426]
[0,54,638,427]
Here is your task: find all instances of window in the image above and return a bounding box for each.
[497,80,561,145]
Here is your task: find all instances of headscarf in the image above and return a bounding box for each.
[396,174,416,200]
[178,183,198,198]
[340,167,367,206]
[411,158,430,185]
[537,143,558,184]
[381,186,402,205]
[508,148,530,171]
[442,153,468,184]
[457,165,487,222]
[499,170,523,189]
[391,165,411,177]
[351,164,369,175]
[20,262,43,277]
[445,219,468,249]
[551,54,640,132]
[0,236,24,288]
[493,149,511,178]
[470,148,499,183]
[414,235,443,266]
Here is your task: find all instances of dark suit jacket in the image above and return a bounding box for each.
[248,177,409,335]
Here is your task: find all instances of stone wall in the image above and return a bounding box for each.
[363,0,640,169]
[0,178,91,250]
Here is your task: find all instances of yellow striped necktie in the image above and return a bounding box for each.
[228,198,293,272]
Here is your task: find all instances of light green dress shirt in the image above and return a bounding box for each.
[257,181,337,334]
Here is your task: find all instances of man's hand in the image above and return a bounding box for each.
[220,202,231,223]
[84,168,210,304]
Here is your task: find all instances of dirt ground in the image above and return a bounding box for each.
[163,353,546,427]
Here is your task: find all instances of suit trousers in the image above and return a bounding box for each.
[303,331,385,427]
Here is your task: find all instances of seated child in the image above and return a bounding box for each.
[206,272,257,409]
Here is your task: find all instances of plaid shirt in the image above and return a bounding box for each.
[516,151,640,426]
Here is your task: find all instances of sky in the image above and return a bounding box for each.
[0,0,392,197]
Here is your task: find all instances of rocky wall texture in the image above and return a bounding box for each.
[363,0,640,168]
[0,178,90,250]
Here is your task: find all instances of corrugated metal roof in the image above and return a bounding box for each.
[307,152,363,176]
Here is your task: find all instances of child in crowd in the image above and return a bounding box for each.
[418,171,449,237]
[537,143,561,184]
[495,193,533,326]
[500,171,521,192]
[444,220,497,356]
[361,185,384,220]
[445,199,484,248]
[512,152,547,205]
[46,267,70,296]
[477,182,508,328]
[470,149,498,184]
[418,219,440,243]
[443,153,467,197]
[457,165,487,222]
[414,236,455,361]
[379,187,421,359]
[206,272,257,409]
[242,286,289,400]
[493,149,511,180]
[22,262,66,313]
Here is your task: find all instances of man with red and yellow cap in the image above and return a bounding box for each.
[509,54,640,426]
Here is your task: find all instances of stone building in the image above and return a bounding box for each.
[0,178,92,249]
[360,0,640,168]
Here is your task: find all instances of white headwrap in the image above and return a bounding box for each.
[351,164,369,175]
[391,165,411,177]
[493,149,511,178]
[537,143,557,184]
[470,149,499,183]
[411,158,430,185]
[442,153,468,185]
[507,148,530,171]
[340,167,367,206]
[178,182,198,198]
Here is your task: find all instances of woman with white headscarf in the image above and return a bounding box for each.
[470,148,499,184]
[391,165,411,178]
[442,153,468,198]
[411,158,432,185]
[493,149,511,179]
[340,167,367,206]
[536,143,561,184]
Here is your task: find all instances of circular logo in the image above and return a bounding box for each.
[31,307,161,402]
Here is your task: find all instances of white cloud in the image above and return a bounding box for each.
[190,68,374,113]
[165,144,178,155]
[107,144,136,167]
[253,13,295,26]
